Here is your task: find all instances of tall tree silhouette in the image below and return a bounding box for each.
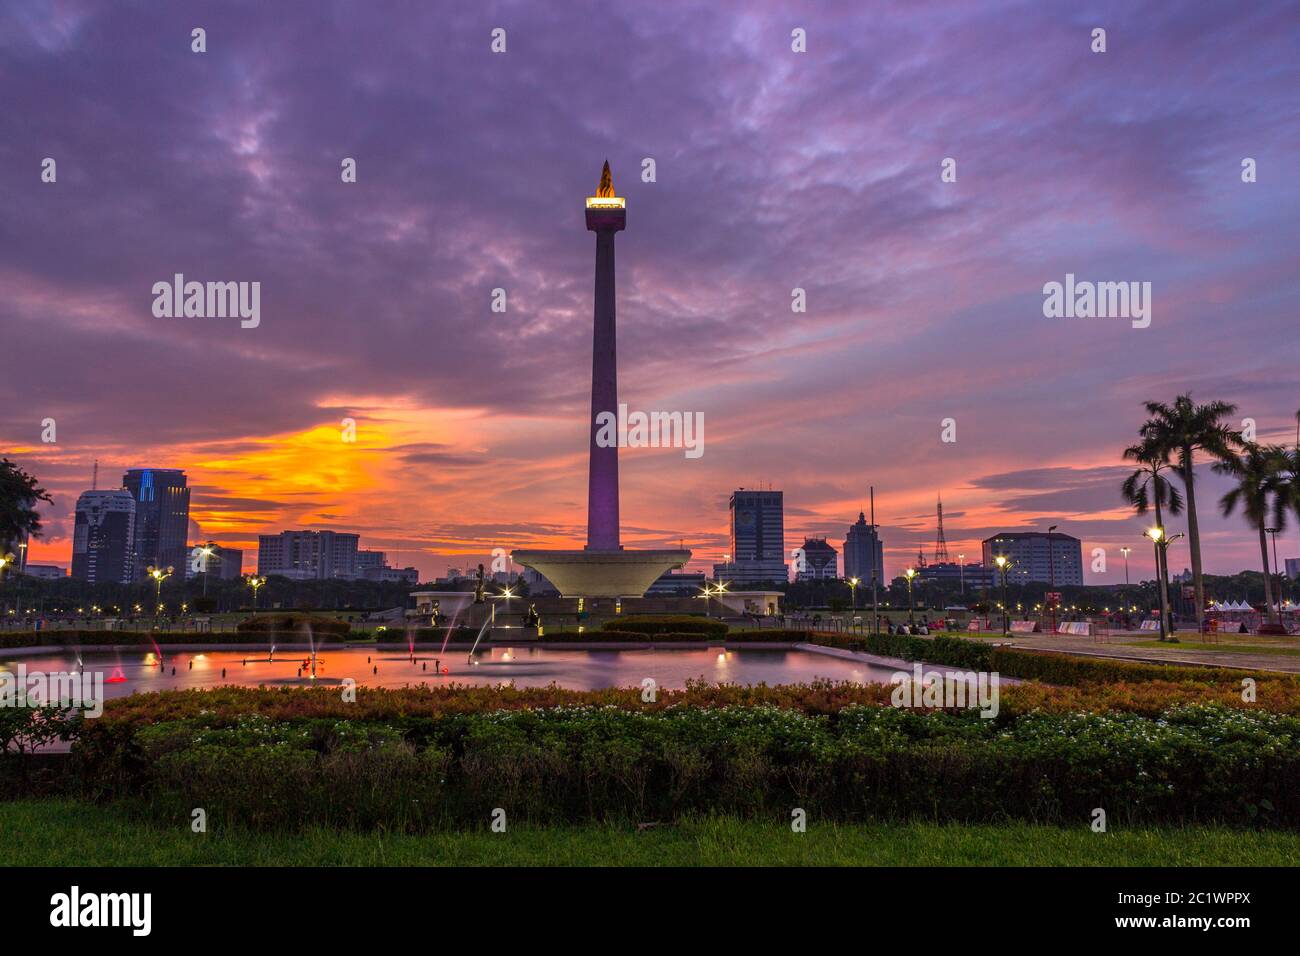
[1214,443,1289,626]
[1137,395,1238,631]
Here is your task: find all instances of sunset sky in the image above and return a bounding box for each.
[2,0,1298,584]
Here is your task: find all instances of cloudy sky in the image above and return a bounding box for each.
[2,0,1297,582]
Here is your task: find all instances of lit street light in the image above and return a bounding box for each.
[197,545,218,597]
[1119,546,1131,627]
[146,565,173,619]
[904,567,917,626]
[701,581,728,619]
[0,553,16,618]
[994,555,1011,636]
[1146,527,1182,642]
[246,575,267,614]
[1046,524,1058,633]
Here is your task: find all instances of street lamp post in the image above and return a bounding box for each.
[500,585,514,627]
[1147,528,1168,641]
[904,567,917,627]
[0,553,15,618]
[1046,525,1058,634]
[146,565,173,621]
[994,555,1010,636]
[957,553,965,597]
[849,577,859,612]
[869,485,879,636]
[1146,528,1182,642]
[246,575,266,614]
[1119,546,1131,628]
[701,581,728,620]
[197,545,218,597]
[15,542,27,615]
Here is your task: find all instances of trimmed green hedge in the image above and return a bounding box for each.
[0,629,356,648]
[540,629,821,643]
[824,632,1286,687]
[986,647,1272,686]
[236,613,351,637]
[599,615,727,637]
[70,704,1300,830]
[853,632,997,669]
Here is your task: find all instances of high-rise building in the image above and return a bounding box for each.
[843,511,886,586]
[714,489,787,585]
[356,550,387,571]
[1285,558,1300,580]
[122,469,190,581]
[795,537,838,581]
[257,530,360,580]
[71,490,136,584]
[918,561,997,589]
[982,531,1083,585]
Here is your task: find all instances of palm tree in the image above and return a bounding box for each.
[1214,443,1289,626]
[1137,395,1239,632]
[1276,431,1300,598]
[1121,439,1183,638]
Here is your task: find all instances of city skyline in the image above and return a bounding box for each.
[3,2,1299,583]
[19,465,1270,587]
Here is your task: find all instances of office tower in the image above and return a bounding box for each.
[982,531,1084,585]
[122,468,190,580]
[71,490,136,584]
[356,550,387,571]
[257,530,360,580]
[843,511,886,586]
[714,489,787,585]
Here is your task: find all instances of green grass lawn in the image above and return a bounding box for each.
[1122,639,1300,656]
[3,800,1297,866]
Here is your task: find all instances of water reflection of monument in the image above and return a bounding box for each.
[513,162,690,597]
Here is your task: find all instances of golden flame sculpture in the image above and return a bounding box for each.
[586,159,625,209]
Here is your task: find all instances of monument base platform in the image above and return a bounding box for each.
[512,548,691,598]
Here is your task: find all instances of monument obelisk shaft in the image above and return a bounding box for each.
[508,163,689,598]
[585,161,625,551]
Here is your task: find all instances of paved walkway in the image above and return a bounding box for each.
[995,632,1300,674]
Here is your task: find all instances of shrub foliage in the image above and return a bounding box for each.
[598,615,728,637]
[69,701,1300,831]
